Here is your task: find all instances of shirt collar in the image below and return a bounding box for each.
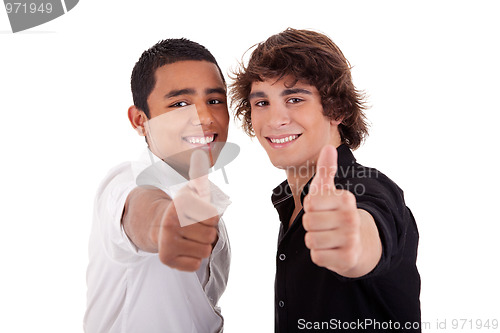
[337,143,357,169]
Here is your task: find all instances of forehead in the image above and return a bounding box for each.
[250,76,319,95]
[153,60,224,91]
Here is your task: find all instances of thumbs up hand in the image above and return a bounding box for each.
[303,145,381,278]
[157,150,220,271]
[176,149,217,226]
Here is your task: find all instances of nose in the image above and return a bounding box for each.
[193,103,214,126]
[266,103,290,129]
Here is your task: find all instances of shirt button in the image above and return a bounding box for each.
[279,254,286,261]
[279,300,285,308]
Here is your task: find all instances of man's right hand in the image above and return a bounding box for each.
[156,150,219,271]
[123,150,219,272]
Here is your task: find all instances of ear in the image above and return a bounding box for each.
[128,105,147,136]
[330,117,342,127]
[329,116,343,147]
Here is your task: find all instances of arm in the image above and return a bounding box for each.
[122,181,219,272]
[122,186,171,253]
[355,209,382,277]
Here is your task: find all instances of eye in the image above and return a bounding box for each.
[208,99,224,105]
[254,100,269,107]
[170,101,189,107]
[287,97,303,104]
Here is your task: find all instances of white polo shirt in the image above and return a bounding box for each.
[84,151,231,333]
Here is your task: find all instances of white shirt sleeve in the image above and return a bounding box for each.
[93,161,154,264]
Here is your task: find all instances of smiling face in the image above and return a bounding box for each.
[136,60,229,172]
[249,76,341,174]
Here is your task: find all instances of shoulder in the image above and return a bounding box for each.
[96,161,139,192]
[97,161,133,189]
[336,145,404,201]
[94,160,152,208]
[337,162,404,203]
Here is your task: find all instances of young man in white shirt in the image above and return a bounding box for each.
[85,38,231,333]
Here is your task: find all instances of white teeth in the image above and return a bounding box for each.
[186,135,214,144]
[270,135,298,144]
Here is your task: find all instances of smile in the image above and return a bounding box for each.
[267,134,300,144]
[183,134,217,145]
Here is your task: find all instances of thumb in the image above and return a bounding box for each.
[310,145,338,190]
[188,149,211,202]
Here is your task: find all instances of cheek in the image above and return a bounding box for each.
[217,112,230,137]
[217,111,229,125]
[217,106,229,120]
[210,107,229,125]
[309,116,332,138]
[250,111,261,132]
[250,114,265,143]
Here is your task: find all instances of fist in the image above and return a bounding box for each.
[303,145,362,276]
[156,150,220,271]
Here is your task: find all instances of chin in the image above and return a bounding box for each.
[268,156,292,170]
[209,142,226,165]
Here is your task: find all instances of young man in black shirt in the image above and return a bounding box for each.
[230,28,421,332]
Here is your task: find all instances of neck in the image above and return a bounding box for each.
[285,164,314,212]
[285,141,343,210]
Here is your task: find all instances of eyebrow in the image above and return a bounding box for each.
[205,87,226,95]
[248,91,267,100]
[164,87,226,99]
[281,88,312,96]
[248,88,313,100]
[164,88,196,99]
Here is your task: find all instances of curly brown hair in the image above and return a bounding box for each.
[230,28,369,149]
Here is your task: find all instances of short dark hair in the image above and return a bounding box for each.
[131,38,225,118]
[230,28,368,149]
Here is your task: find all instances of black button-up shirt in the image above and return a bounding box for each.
[272,145,421,332]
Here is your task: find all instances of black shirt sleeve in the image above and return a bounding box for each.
[337,165,416,279]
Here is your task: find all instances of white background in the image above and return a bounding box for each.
[1,1,499,332]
